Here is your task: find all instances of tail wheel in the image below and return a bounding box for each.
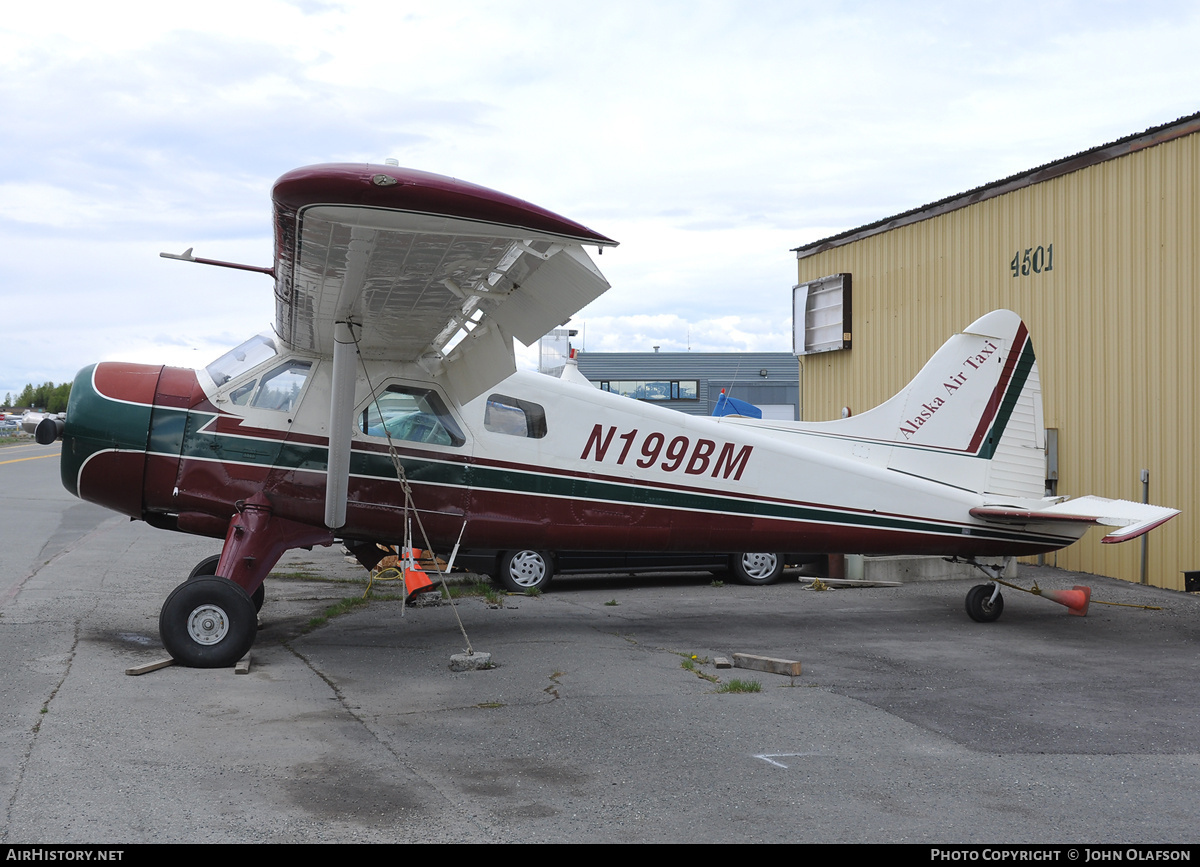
[160,576,258,668]
[965,584,1004,622]
[730,553,785,585]
[187,554,264,612]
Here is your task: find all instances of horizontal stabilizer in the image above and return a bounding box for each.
[971,496,1178,543]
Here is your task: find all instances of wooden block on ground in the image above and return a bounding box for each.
[125,657,176,676]
[732,653,801,677]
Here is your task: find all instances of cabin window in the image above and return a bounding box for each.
[251,361,312,412]
[484,395,547,438]
[227,359,312,412]
[361,386,465,447]
[206,333,279,386]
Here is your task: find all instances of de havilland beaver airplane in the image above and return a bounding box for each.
[50,162,1178,667]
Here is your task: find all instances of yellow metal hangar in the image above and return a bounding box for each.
[792,111,1200,589]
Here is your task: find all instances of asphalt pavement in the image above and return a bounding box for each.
[2,439,1199,844]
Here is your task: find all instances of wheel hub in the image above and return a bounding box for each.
[741,553,778,580]
[186,604,230,645]
[509,553,546,587]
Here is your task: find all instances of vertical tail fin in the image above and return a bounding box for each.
[830,310,1045,498]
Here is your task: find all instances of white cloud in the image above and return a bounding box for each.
[3,0,1200,397]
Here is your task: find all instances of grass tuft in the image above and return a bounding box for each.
[304,595,370,631]
[717,678,762,693]
[444,580,497,599]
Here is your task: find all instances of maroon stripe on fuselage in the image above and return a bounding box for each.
[93,362,162,403]
[183,419,983,537]
[207,414,327,443]
[156,450,1064,557]
[155,366,207,408]
[967,323,1028,453]
[384,443,974,533]
[79,451,148,518]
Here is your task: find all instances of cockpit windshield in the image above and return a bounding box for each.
[205,333,279,386]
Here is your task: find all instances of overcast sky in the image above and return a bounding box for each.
[3,0,1199,402]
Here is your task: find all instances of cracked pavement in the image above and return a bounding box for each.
[4,442,1200,843]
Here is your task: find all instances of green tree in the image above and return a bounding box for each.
[13,381,71,411]
[48,383,71,413]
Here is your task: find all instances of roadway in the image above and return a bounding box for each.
[2,440,1199,843]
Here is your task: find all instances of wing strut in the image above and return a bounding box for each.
[324,321,358,530]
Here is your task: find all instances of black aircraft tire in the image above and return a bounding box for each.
[160,576,258,668]
[187,555,265,612]
[188,555,221,579]
[497,550,554,593]
[729,553,785,585]
[965,584,1004,623]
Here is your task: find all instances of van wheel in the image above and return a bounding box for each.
[730,553,784,585]
[498,550,554,592]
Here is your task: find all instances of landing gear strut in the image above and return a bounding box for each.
[188,554,265,612]
[158,493,334,667]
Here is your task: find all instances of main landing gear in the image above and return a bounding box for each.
[160,575,258,668]
[157,493,334,668]
[188,554,265,612]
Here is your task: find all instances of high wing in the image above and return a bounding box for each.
[271,163,617,401]
[269,164,617,529]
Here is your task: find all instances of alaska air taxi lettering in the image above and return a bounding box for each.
[899,399,947,440]
[43,163,1178,668]
[580,424,752,480]
[964,339,1000,370]
[899,339,1004,441]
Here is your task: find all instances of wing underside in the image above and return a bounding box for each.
[272,164,616,401]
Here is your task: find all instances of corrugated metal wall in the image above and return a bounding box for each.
[796,131,1200,588]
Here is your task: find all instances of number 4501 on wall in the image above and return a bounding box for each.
[1011,243,1054,277]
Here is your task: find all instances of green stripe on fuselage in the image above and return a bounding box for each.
[152,405,1065,547]
[60,365,154,496]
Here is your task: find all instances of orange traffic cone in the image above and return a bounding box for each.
[1036,585,1091,616]
[402,548,435,599]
